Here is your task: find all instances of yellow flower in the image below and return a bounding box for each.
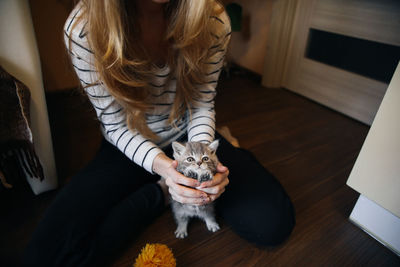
[134,243,176,267]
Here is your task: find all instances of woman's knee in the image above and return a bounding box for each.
[221,194,296,247]
[242,208,294,246]
[251,206,295,246]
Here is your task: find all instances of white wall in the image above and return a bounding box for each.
[225,0,274,74]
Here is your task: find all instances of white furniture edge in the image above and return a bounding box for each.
[349,195,400,256]
[0,0,58,194]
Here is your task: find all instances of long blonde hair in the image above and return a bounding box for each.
[75,0,226,140]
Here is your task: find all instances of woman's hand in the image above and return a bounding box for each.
[197,163,229,203]
[153,154,210,205]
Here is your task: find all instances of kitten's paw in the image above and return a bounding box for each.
[200,172,212,182]
[206,222,220,232]
[175,228,188,239]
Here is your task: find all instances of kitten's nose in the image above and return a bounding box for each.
[197,161,202,166]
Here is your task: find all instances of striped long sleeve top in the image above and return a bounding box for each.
[64,3,231,173]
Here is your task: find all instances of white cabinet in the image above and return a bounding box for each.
[347,62,400,256]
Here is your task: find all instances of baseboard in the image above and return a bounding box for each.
[349,195,400,257]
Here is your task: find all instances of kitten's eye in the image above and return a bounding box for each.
[186,157,195,162]
[202,156,209,162]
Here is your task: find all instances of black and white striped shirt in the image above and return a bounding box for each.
[64,2,231,173]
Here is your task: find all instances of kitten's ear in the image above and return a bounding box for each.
[172,141,185,156]
[208,140,219,154]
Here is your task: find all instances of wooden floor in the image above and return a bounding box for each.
[1,71,399,266]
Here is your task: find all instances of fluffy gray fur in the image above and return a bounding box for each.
[170,140,220,238]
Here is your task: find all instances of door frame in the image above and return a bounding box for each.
[262,0,398,125]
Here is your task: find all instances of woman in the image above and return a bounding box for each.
[23,0,295,265]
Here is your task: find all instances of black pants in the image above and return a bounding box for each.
[23,133,295,266]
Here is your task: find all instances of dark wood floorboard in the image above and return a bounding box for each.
[1,72,399,266]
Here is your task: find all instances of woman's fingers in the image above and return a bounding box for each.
[197,175,229,195]
[164,163,209,205]
[165,178,206,198]
[195,163,230,202]
[168,187,209,205]
[216,163,228,173]
[208,187,225,202]
[198,172,229,189]
[167,161,200,188]
[198,163,229,189]
[164,160,230,204]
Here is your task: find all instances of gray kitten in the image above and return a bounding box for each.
[170,140,220,238]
